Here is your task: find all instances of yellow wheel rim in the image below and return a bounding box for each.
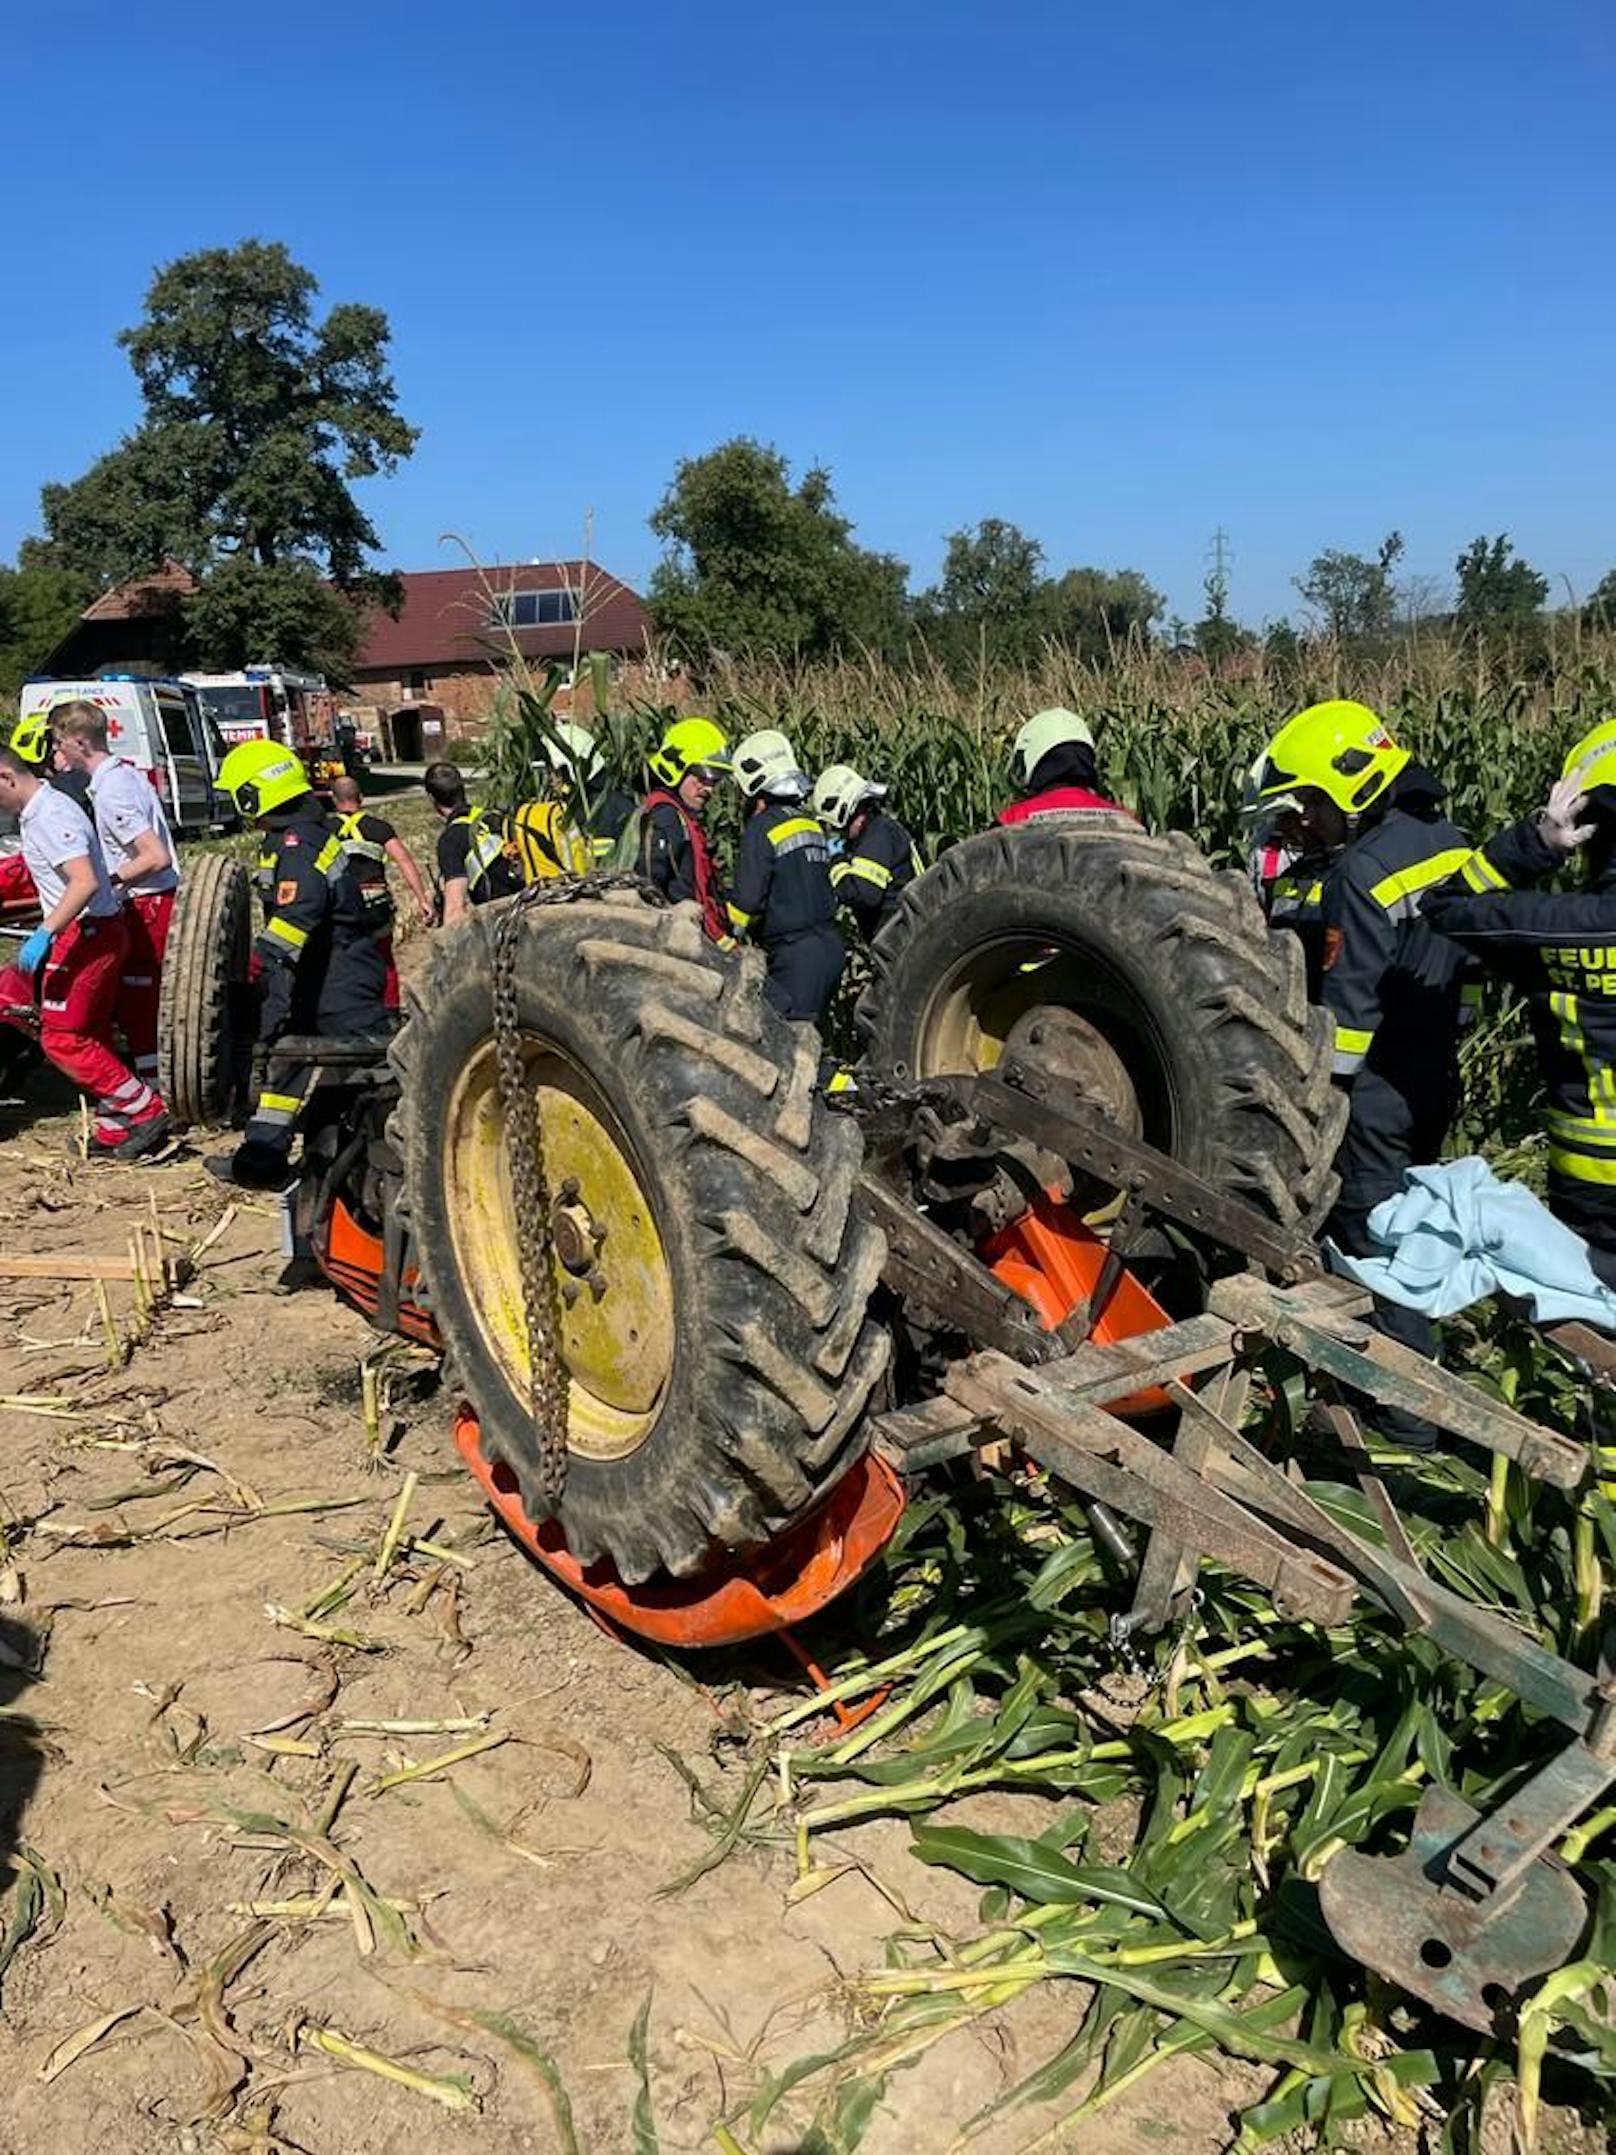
[443,1036,675,1461]
[917,939,1163,1228]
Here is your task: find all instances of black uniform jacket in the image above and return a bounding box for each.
[1425,816,1616,1189]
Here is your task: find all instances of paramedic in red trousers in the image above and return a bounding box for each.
[1,711,90,912]
[329,774,432,1011]
[53,700,178,1093]
[0,744,170,1159]
[999,709,1132,823]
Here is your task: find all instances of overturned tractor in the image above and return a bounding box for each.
[261,814,1612,2037]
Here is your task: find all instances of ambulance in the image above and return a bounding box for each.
[17,676,229,833]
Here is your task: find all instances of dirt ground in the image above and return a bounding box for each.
[0,1078,1324,2155]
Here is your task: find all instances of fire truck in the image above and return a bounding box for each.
[183,666,348,788]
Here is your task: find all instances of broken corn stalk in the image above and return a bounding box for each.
[298,2022,481,2112]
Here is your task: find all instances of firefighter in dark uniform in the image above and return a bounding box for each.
[811,762,923,942]
[1424,721,1616,1288]
[330,774,431,1012]
[425,762,524,923]
[544,720,635,866]
[207,740,390,1190]
[730,730,844,1025]
[1250,701,1473,1445]
[638,717,734,944]
[1242,753,1335,999]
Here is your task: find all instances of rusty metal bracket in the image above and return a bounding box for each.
[969,1061,1322,1282]
[859,1171,1064,1364]
[1319,1778,1602,2033]
[1210,1272,1588,1489]
[945,1350,1358,1625]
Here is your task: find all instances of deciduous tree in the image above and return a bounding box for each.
[1294,531,1405,642]
[648,438,908,662]
[1454,533,1549,633]
[26,239,416,677]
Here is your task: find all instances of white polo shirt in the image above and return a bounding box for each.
[19,784,122,920]
[88,755,179,896]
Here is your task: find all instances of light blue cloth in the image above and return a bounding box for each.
[1324,1155,1616,1327]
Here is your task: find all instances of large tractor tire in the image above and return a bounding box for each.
[391,895,892,1583]
[856,819,1345,1236]
[158,854,252,1128]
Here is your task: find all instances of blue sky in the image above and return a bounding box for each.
[4,1,1613,623]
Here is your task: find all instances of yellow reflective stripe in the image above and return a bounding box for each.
[1334,1023,1375,1054]
[767,816,819,846]
[1368,847,1475,910]
[257,1091,304,1115]
[728,903,753,929]
[840,855,892,888]
[263,916,309,951]
[1549,1145,1616,1185]
[1460,850,1509,894]
[1546,1111,1616,1148]
[825,1068,857,1093]
[1550,991,1587,1062]
[314,836,342,875]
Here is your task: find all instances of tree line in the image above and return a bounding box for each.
[2,238,1613,696]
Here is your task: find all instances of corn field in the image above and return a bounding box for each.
[527,628,1611,867]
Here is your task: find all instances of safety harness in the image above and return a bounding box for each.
[642,787,730,945]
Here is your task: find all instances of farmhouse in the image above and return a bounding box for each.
[349,562,653,754]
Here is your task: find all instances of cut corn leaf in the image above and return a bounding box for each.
[910,1824,1173,1920]
[629,1988,658,2153]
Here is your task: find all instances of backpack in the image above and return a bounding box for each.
[510,798,589,882]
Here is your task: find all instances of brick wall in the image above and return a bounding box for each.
[349,664,499,731]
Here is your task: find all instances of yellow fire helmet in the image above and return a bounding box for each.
[8,710,52,766]
[218,738,311,819]
[812,763,887,831]
[649,715,731,788]
[1561,716,1616,805]
[1251,700,1410,818]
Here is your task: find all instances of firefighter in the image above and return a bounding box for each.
[730,730,845,1025]
[208,740,389,1190]
[812,763,923,942]
[1423,721,1616,1287]
[1250,700,1472,1444]
[639,717,734,944]
[329,774,432,1013]
[1241,752,1335,998]
[425,763,524,922]
[53,700,180,1091]
[0,745,170,1158]
[543,720,635,865]
[1000,708,1130,824]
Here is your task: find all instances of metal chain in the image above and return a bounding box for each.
[486,871,664,1509]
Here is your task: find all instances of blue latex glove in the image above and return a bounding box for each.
[15,926,53,977]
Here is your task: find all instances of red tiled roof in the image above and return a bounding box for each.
[81,559,196,621]
[352,562,652,673]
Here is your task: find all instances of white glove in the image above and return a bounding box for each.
[1539,775,1597,856]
